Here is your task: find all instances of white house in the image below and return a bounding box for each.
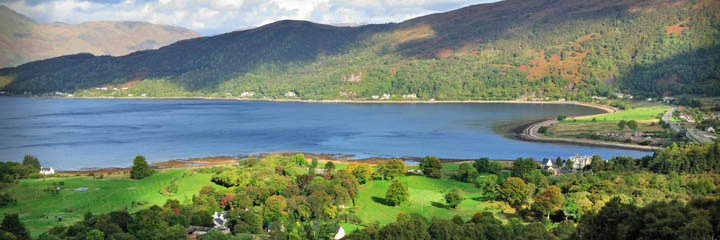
[707,127,716,133]
[212,212,228,229]
[333,226,345,240]
[541,158,555,170]
[284,91,297,97]
[371,95,380,99]
[568,155,593,170]
[380,93,390,100]
[39,167,55,175]
[240,91,255,97]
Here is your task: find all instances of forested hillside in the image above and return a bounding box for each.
[1,0,718,100]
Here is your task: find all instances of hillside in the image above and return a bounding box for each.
[1,0,718,99]
[0,5,200,67]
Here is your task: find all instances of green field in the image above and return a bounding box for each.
[573,106,670,122]
[0,169,223,237]
[548,120,665,133]
[354,174,510,225]
[2,162,510,237]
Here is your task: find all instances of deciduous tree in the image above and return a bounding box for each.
[324,162,336,174]
[377,159,406,180]
[499,177,527,206]
[130,155,154,179]
[385,179,409,206]
[445,188,463,208]
[511,158,537,179]
[350,163,373,184]
[532,186,563,218]
[420,156,442,178]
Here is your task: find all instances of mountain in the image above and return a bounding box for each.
[0,5,201,68]
[1,0,718,99]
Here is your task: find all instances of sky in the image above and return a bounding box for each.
[2,0,500,35]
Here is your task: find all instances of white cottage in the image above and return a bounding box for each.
[333,226,345,240]
[541,158,555,170]
[39,167,55,175]
[212,212,228,229]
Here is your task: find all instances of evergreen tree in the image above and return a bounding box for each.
[1,214,30,240]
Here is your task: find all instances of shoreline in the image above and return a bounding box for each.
[58,152,500,174]
[12,95,616,112]
[520,119,662,151]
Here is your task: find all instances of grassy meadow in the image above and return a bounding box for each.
[572,105,669,122]
[1,161,513,238]
[546,105,671,138]
[354,174,509,225]
[548,120,665,133]
[0,169,223,237]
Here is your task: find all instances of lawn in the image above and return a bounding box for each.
[548,120,665,133]
[353,174,510,225]
[572,106,670,122]
[0,169,222,237]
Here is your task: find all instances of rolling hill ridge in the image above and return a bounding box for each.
[0,5,201,68]
[1,0,718,100]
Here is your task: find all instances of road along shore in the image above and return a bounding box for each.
[520,119,662,151]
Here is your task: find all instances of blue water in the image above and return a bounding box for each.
[0,97,650,170]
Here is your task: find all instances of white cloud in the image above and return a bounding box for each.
[3,0,500,35]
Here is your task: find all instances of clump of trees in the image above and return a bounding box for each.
[22,155,41,172]
[377,159,406,180]
[511,157,538,179]
[617,120,638,130]
[419,156,442,178]
[130,155,154,179]
[473,157,502,174]
[0,155,46,182]
[457,163,479,183]
[575,198,720,240]
[347,163,373,184]
[345,212,554,240]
